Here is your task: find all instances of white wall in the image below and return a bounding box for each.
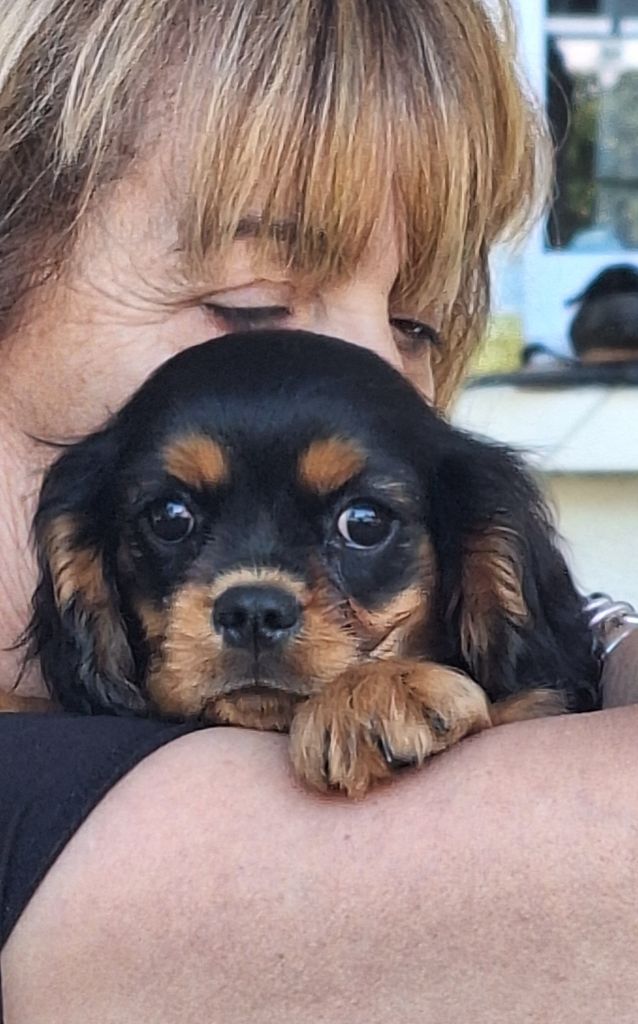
[454,384,638,607]
[547,474,638,607]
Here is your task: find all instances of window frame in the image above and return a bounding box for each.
[512,0,638,353]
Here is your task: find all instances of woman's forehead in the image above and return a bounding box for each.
[206,210,402,289]
[82,153,404,296]
[102,96,445,312]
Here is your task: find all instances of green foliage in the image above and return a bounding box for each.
[551,65,638,249]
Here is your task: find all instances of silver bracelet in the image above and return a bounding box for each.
[583,593,638,660]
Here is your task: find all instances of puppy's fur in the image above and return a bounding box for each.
[19,332,600,795]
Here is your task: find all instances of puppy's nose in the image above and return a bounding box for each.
[213,585,301,649]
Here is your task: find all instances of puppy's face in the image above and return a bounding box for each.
[31,332,442,725]
[116,415,434,730]
[27,331,599,722]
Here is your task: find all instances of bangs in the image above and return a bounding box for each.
[169,0,548,399]
[173,2,547,299]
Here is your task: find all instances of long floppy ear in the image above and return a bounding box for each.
[431,431,598,711]
[21,427,146,715]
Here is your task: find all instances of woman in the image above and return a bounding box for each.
[1,1,637,1020]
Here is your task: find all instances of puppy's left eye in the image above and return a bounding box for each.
[147,499,195,544]
[336,503,396,549]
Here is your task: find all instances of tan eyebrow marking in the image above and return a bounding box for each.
[163,435,229,489]
[298,437,366,495]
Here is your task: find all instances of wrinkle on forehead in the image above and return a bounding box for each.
[70,152,407,312]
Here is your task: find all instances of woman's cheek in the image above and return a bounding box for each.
[13,306,225,439]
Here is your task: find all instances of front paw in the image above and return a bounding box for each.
[289,659,491,797]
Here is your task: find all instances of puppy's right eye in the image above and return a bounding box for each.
[336,502,396,549]
[146,499,195,544]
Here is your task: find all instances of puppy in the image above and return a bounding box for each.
[18,331,600,796]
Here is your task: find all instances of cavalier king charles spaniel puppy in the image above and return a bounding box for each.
[17,332,599,795]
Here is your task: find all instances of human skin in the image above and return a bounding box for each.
[5,704,638,1024]
[2,153,638,1020]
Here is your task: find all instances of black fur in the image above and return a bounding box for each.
[22,330,601,716]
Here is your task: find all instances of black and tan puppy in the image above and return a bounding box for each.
[19,332,599,795]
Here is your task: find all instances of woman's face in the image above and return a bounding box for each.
[1,156,435,445]
[0,154,436,691]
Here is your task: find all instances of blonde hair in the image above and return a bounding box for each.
[0,0,550,405]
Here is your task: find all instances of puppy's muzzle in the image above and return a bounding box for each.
[213,584,301,650]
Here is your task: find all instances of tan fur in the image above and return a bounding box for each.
[135,600,168,658]
[298,437,365,495]
[146,549,442,730]
[0,694,58,713]
[45,515,130,671]
[207,566,307,604]
[146,583,222,718]
[455,526,528,665]
[46,515,106,610]
[206,692,300,732]
[285,577,359,689]
[135,601,167,641]
[350,540,437,658]
[490,688,567,727]
[212,568,359,692]
[147,569,359,722]
[349,585,424,656]
[290,659,492,798]
[163,435,228,489]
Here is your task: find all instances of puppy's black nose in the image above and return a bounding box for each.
[213,585,301,649]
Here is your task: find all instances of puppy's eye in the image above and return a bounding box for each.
[336,503,396,549]
[147,499,195,544]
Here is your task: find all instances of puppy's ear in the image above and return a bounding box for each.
[450,519,527,679]
[432,432,598,709]
[22,428,146,715]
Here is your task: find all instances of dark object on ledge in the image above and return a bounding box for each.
[567,264,638,361]
[470,263,638,390]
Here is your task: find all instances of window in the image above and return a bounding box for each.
[547,0,638,251]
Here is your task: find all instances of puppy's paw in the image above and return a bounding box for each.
[289,660,491,798]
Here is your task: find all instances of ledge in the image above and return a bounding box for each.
[452,385,638,474]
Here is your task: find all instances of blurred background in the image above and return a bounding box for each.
[453,0,638,605]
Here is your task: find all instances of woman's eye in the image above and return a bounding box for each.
[203,304,291,330]
[390,317,441,355]
[146,499,195,544]
[336,503,396,549]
